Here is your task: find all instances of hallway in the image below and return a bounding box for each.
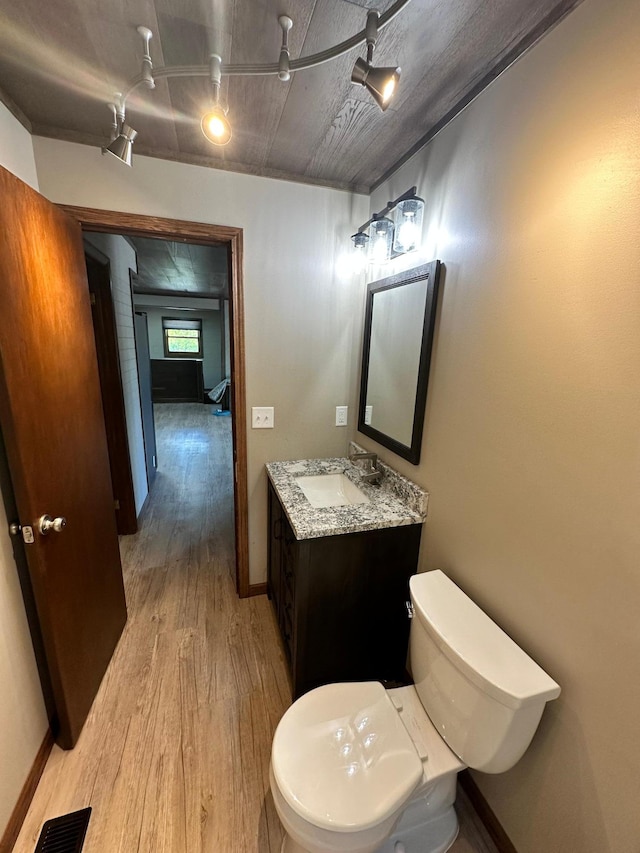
[13,403,497,853]
[14,404,291,851]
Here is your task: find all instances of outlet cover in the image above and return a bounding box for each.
[335,405,348,426]
[364,405,373,425]
[252,406,274,428]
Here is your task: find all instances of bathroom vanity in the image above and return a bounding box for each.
[266,455,428,699]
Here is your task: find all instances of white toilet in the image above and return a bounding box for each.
[270,569,560,853]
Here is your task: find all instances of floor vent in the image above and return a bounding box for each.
[34,807,91,853]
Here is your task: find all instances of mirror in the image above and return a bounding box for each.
[358,261,441,464]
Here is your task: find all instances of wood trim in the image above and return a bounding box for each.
[0,84,32,134]
[248,582,267,597]
[85,251,138,534]
[137,486,151,523]
[59,206,250,599]
[228,229,249,598]
[458,770,518,853]
[0,729,54,853]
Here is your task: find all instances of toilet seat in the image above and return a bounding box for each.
[272,682,423,833]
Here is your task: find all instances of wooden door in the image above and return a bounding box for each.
[0,166,127,748]
[134,312,157,489]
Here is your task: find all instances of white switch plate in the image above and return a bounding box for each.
[335,405,348,426]
[364,405,373,425]
[252,406,274,428]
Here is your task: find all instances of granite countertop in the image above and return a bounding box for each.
[266,454,428,540]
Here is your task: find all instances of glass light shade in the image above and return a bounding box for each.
[201,107,232,145]
[393,196,424,253]
[368,216,394,264]
[348,232,367,273]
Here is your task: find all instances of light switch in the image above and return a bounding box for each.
[364,405,373,425]
[252,406,274,428]
[335,406,348,426]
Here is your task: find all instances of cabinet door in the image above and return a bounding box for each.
[267,483,282,617]
[268,484,296,666]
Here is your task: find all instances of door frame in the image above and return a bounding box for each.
[60,206,250,599]
[84,243,138,534]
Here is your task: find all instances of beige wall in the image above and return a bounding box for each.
[359,0,640,849]
[0,103,49,838]
[33,140,369,585]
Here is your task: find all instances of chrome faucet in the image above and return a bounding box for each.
[349,450,383,486]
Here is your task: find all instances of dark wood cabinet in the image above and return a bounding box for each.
[151,358,204,402]
[267,482,422,699]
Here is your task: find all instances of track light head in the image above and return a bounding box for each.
[351,57,401,111]
[104,124,137,166]
[201,106,232,146]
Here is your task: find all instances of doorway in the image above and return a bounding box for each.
[63,206,250,599]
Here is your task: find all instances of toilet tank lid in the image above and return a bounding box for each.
[410,571,561,710]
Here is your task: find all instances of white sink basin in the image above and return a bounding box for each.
[295,473,370,509]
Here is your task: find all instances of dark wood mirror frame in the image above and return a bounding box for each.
[358,260,442,464]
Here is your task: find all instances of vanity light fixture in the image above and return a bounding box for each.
[351,186,424,265]
[349,231,370,272]
[393,194,424,253]
[369,215,395,263]
[101,1,411,162]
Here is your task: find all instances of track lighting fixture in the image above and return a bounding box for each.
[201,55,232,146]
[103,97,137,166]
[351,187,424,266]
[350,11,401,111]
[101,0,411,163]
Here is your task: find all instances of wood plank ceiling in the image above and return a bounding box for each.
[128,236,229,297]
[0,0,583,193]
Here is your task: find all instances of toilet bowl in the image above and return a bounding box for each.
[270,570,561,853]
[270,681,463,853]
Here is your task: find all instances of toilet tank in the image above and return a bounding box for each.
[409,571,560,774]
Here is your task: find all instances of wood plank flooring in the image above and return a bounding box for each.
[13,403,498,853]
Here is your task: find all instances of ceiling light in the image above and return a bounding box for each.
[100,0,412,163]
[104,124,137,166]
[201,107,232,146]
[201,54,232,146]
[351,59,401,111]
[102,99,137,166]
[351,11,401,111]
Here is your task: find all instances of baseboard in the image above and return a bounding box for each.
[137,489,151,523]
[458,770,518,853]
[248,582,267,597]
[0,728,54,853]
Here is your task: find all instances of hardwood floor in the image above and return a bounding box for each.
[13,403,498,853]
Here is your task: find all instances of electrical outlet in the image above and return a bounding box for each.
[364,405,373,425]
[335,405,348,426]
[252,406,274,428]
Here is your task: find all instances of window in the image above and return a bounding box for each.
[162,317,203,358]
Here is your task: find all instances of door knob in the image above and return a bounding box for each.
[38,515,67,535]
